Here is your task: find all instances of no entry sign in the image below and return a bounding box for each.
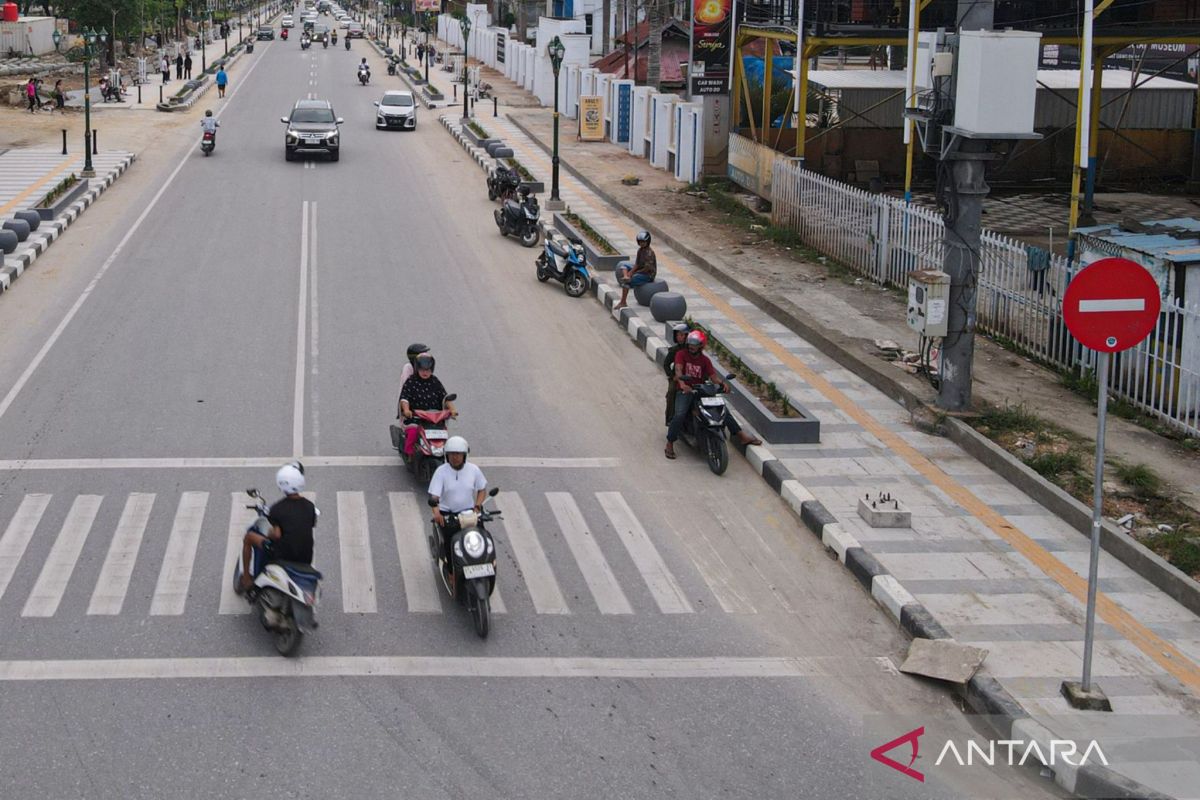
[1063,257,1162,353]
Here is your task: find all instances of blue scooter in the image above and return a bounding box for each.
[535,225,591,297]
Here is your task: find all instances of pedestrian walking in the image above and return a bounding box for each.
[160,55,170,84]
[215,67,228,98]
[175,52,183,79]
[184,52,193,79]
[25,77,37,112]
[52,79,64,110]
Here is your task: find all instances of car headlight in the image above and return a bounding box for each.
[326,133,339,143]
[463,530,485,559]
[286,130,299,141]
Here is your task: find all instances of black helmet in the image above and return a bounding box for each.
[670,322,690,339]
[637,230,651,246]
[406,343,430,364]
[414,353,435,372]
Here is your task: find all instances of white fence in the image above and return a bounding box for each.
[771,160,1200,437]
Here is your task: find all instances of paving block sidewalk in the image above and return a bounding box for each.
[427,47,1200,797]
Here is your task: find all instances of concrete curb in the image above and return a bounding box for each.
[438,113,1177,799]
[504,113,1200,627]
[0,153,135,297]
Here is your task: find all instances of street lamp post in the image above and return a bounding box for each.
[81,27,107,178]
[201,16,207,72]
[223,2,230,56]
[459,15,471,120]
[51,28,61,52]
[423,15,429,84]
[547,35,565,210]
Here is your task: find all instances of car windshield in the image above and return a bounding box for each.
[291,108,335,123]
[382,95,413,107]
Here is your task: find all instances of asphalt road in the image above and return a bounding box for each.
[0,36,1068,800]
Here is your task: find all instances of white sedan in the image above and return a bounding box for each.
[281,15,294,27]
[374,90,417,130]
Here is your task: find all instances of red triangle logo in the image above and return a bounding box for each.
[870,726,925,782]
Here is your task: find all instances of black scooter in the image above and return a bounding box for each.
[493,188,540,247]
[428,488,502,638]
[677,377,737,475]
[345,37,351,50]
[487,163,520,202]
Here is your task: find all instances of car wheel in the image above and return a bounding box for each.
[330,150,339,162]
[285,149,294,161]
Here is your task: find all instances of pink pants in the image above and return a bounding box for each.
[404,424,421,456]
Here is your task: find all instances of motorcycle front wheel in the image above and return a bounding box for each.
[705,432,729,476]
[472,582,490,638]
[520,226,540,248]
[274,617,303,656]
[564,269,589,298]
[487,185,497,201]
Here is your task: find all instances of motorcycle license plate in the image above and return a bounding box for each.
[425,429,448,439]
[700,397,725,407]
[462,563,495,579]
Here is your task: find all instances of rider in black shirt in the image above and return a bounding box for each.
[239,462,317,592]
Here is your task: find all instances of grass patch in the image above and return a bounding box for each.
[1028,450,1083,479]
[37,173,79,208]
[562,209,618,255]
[974,403,1045,438]
[466,119,489,138]
[687,319,801,418]
[1114,463,1162,498]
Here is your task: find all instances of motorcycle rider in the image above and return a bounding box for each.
[238,462,317,593]
[396,342,430,414]
[399,353,457,456]
[664,331,760,460]
[663,322,690,424]
[345,35,351,50]
[200,108,219,137]
[614,230,657,311]
[357,56,370,81]
[428,436,487,562]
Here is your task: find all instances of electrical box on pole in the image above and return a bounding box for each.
[906,270,950,337]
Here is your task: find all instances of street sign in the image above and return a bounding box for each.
[1059,256,1161,712]
[1063,257,1161,353]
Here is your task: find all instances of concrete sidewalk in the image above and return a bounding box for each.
[429,43,1200,799]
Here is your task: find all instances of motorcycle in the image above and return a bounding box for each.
[281,27,288,40]
[387,55,398,75]
[477,81,493,100]
[322,35,328,48]
[200,129,216,156]
[427,487,502,638]
[391,393,457,484]
[231,487,323,656]
[301,36,311,49]
[676,376,737,475]
[330,30,337,44]
[493,189,540,248]
[486,163,520,202]
[535,226,591,297]
[357,65,370,85]
[345,37,351,50]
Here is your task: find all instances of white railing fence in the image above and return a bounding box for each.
[770,160,1200,438]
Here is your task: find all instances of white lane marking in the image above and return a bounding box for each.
[22,495,102,617]
[596,492,692,614]
[0,494,51,604]
[293,200,310,458]
[309,201,320,456]
[0,40,263,426]
[1078,298,1146,313]
[387,492,442,613]
[490,583,507,614]
[495,494,568,615]
[219,492,256,615]
[0,456,620,470]
[546,492,631,615]
[149,492,208,615]
[337,491,376,613]
[0,655,840,681]
[87,493,155,615]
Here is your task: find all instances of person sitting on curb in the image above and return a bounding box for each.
[614,230,657,311]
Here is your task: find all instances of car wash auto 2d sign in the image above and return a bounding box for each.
[690,0,732,94]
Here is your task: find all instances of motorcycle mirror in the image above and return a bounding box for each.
[444,393,458,403]
[372,101,379,106]
[488,487,499,497]
[336,117,344,125]
[427,496,438,507]
[245,488,258,497]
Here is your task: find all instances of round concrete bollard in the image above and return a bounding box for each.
[0,229,17,255]
[485,141,506,156]
[491,147,514,159]
[634,279,669,307]
[14,210,40,231]
[2,218,30,243]
[650,291,687,323]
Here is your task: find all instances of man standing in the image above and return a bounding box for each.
[184,51,193,79]
[175,51,183,79]
[215,67,228,98]
[160,54,170,84]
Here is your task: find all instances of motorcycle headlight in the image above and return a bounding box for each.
[463,529,485,559]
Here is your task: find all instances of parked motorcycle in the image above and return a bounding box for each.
[357,65,370,85]
[487,163,520,202]
[677,376,737,475]
[494,187,540,247]
[200,129,216,156]
[391,393,457,484]
[428,487,502,638]
[230,487,323,656]
[535,226,591,297]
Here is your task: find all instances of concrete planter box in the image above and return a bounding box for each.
[553,212,626,271]
[35,178,89,221]
[423,85,444,101]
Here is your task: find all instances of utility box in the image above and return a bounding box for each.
[953,30,1041,136]
[907,269,950,337]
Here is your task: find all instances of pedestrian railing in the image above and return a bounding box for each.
[770,159,1200,437]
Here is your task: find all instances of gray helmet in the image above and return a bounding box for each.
[636,230,651,246]
[670,322,690,339]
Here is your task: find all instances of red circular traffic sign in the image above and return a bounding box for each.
[1063,257,1161,353]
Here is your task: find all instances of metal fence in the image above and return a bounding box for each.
[770,159,1200,437]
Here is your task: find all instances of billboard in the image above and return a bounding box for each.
[415,0,442,11]
[690,0,732,94]
[579,96,605,141]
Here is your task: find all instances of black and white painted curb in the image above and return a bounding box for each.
[0,153,136,297]
[436,113,1172,799]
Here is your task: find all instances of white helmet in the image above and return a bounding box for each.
[444,436,469,467]
[276,461,306,494]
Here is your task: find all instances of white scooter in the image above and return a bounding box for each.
[231,487,323,656]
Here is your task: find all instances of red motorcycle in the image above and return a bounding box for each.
[393,393,457,483]
[281,27,288,40]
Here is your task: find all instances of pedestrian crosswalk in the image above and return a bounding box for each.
[0,488,788,622]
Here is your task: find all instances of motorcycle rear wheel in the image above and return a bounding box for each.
[535,256,551,282]
[705,433,729,476]
[564,270,589,298]
[487,186,497,201]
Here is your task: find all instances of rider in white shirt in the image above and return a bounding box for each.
[200,108,219,135]
[428,437,487,559]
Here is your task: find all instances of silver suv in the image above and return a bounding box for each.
[282,99,343,161]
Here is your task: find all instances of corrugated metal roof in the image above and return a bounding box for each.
[1077,218,1200,265]
[807,68,1196,91]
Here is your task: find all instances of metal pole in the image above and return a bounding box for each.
[462,29,470,120]
[138,81,142,103]
[62,128,67,155]
[551,68,560,203]
[82,44,95,177]
[1080,349,1110,692]
[92,129,98,155]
